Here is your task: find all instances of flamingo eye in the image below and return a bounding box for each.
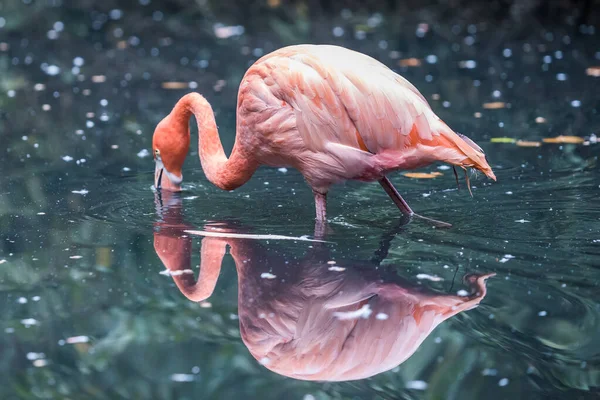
[154,148,160,157]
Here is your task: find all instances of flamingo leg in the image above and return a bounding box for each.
[313,191,327,238]
[378,176,452,228]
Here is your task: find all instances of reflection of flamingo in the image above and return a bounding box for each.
[152,45,495,227]
[153,194,494,382]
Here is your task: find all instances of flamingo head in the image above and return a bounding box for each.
[454,133,496,181]
[152,115,190,192]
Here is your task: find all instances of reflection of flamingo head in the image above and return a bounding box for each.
[151,207,494,382]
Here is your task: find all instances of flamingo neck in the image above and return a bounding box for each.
[172,92,257,190]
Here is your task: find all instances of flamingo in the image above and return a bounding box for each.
[152,44,496,227]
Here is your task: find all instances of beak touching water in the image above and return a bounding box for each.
[154,158,182,192]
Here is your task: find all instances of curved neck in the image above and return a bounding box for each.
[171,93,258,190]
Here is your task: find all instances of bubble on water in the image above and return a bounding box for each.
[459,60,477,69]
[18,297,27,304]
[170,374,194,382]
[416,273,443,281]
[492,90,502,98]
[71,189,89,195]
[137,149,150,158]
[457,290,469,297]
[27,352,45,360]
[354,30,366,40]
[110,9,123,20]
[426,54,438,64]
[21,318,39,327]
[277,167,288,173]
[0,17,5,28]
[32,296,41,301]
[33,359,48,367]
[502,48,512,57]
[260,272,276,279]
[86,120,94,128]
[570,100,581,108]
[332,26,344,37]
[47,30,59,40]
[100,99,108,106]
[44,64,61,76]
[554,50,563,59]
[42,104,51,111]
[62,155,73,162]
[99,114,109,122]
[122,167,131,171]
[556,73,567,81]
[303,395,316,400]
[406,380,428,390]
[482,368,498,376]
[464,36,475,46]
[538,310,547,316]
[498,378,509,387]
[7,90,15,98]
[543,55,552,63]
[515,219,530,223]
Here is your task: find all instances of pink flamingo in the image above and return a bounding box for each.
[152,45,496,227]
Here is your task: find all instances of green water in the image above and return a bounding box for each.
[0,1,598,399]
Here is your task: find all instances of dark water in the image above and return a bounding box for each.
[1,1,599,399]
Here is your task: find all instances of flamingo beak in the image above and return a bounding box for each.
[484,169,497,181]
[154,159,182,192]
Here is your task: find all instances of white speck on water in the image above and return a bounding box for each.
[191,366,200,374]
[137,149,150,158]
[170,373,195,382]
[570,100,581,108]
[66,335,89,344]
[71,189,89,195]
[21,318,39,327]
[5,327,14,333]
[505,191,513,195]
[27,352,45,360]
[556,73,567,81]
[442,101,451,108]
[543,55,552,63]
[183,196,199,200]
[499,254,515,263]
[7,90,16,98]
[37,212,45,215]
[327,260,336,264]
[259,357,271,365]
[99,113,109,122]
[34,83,46,91]
[328,266,346,272]
[492,90,502,98]
[0,259,7,264]
[0,17,5,28]
[457,290,469,297]
[482,368,498,376]
[502,48,512,57]
[459,60,477,69]
[86,120,94,128]
[376,313,389,320]
[18,297,27,304]
[33,359,49,367]
[416,273,443,282]
[62,155,73,162]
[434,336,442,343]
[45,65,61,76]
[122,167,131,172]
[200,301,212,308]
[538,310,547,317]
[422,193,431,197]
[277,167,288,173]
[261,272,276,279]
[75,129,84,135]
[159,269,193,276]
[303,395,316,400]
[332,26,344,37]
[498,378,509,387]
[426,54,438,64]
[69,255,82,259]
[333,304,372,320]
[73,57,84,66]
[515,219,530,223]
[438,165,450,170]
[406,380,428,390]
[443,264,450,269]
[32,296,41,301]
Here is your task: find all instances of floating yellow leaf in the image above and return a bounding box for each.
[490,137,516,143]
[162,82,188,89]
[542,135,585,144]
[399,58,421,67]
[403,172,443,179]
[516,140,541,147]
[586,67,600,77]
[483,102,506,109]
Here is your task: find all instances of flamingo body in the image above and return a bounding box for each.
[152,45,495,222]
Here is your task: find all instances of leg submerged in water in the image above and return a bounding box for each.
[378,176,452,228]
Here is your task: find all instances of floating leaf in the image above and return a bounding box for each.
[483,102,506,109]
[398,58,421,67]
[542,136,585,144]
[490,137,516,143]
[586,67,600,77]
[403,172,443,179]
[516,140,541,147]
[162,82,188,89]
